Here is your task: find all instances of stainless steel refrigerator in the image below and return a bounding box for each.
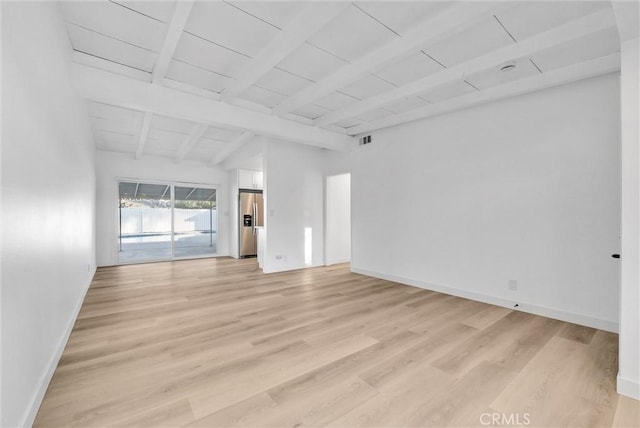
[239,190,264,257]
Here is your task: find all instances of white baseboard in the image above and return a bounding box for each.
[21,266,95,427]
[326,258,350,266]
[351,267,618,333]
[617,374,640,400]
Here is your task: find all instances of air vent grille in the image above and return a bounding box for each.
[359,135,372,145]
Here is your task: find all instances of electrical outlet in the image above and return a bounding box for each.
[508,280,517,291]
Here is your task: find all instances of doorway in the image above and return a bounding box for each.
[117,180,217,264]
[325,173,351,265]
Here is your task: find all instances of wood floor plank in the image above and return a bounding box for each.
[613,395,640,428]
[34,257,629,428]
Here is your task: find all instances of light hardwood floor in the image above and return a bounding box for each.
[35,258,639,427]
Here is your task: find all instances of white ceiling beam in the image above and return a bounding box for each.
[348,52,621,135]
[73,51,151,82]
[71,63,354,151]
[176,123,209,163]
[135,112,152,160]
[212,131,255,165]
[222,2,349,102]
[612,0,639,42]
[272,1,508,116]
[317,7,617,127]
[152,1,195,84]
[73,52,312,119]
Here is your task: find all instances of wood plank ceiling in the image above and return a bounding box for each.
[61,1,621,164]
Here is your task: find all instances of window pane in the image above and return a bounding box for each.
[173,186,217,258]
[118,181,172,263]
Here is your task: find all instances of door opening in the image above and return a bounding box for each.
[117,180,217,264]
[325,173,351,265]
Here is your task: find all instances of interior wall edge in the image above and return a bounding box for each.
[22,267,96,427]
[351,266,619,334]
[616,374,640,400]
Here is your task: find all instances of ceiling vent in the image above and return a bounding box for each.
[500,63,516,72]
[359,135,372,146]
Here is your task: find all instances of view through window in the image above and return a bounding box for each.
[118,181,217,263]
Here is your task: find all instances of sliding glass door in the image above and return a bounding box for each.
[118,182,172,263]
[117,181,217,264]
[173,186,217,258]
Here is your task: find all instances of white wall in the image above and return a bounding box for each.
[349,73,621,332]
[95,151,229,266]
[263,139,325,273]
[1,3,97,426]
[618,36,640,399]
[326,173,351,265]
[228,169,240,258]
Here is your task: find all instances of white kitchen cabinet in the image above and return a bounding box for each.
[238,169,263,190]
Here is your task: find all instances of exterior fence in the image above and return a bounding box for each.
[120,208,217,235]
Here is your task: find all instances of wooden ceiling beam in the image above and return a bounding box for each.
[71,63,354,151]
[134,112,152,160]
[317,8,617,127]
[272,2,508,116]
[152,1,195,84]
[212,131,255,165]
[348,53,621,135]
[176,123,209,163]
[222,2,349,102]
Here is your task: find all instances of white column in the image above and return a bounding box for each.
[618,36,640,400]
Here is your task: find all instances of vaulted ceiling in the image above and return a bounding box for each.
[61,1,622,165]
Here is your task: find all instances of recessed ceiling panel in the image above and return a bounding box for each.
[530,28,620,72]
[88,102,144,126]
[230,2,308,29]
[91,117,139,136]
[142,141,176,157]
[144,132,185,154]
[151,115,194,134]
[186,138,229,161]
[240,85,287,108]
[495,1,611,42]
[67,24,156,72]
[292,104,332,120]
[340,75,397,100]
[60,1,166,52]
[354,108,395,123]
[147,129,187,147]
[204,126,243,142]
[307,4,398,62]
[99,140,138,154]
[315,91,360,110]
[95,129,136,146]
[277,43,348,82]
[255,68,313,97]
[425,17,515,67]
[354,2,449,36]
[165,60,231,93]
[466,58,541,90]
[384,96,431,114]
[173,32,249,78]
[420,80,477,103]
[111,1,177,23]
[375,52,444,86]
[185,2,280,57]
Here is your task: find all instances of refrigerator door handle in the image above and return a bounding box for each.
[252,202,257,236]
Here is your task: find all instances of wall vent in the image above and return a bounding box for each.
[359,135,372,145]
